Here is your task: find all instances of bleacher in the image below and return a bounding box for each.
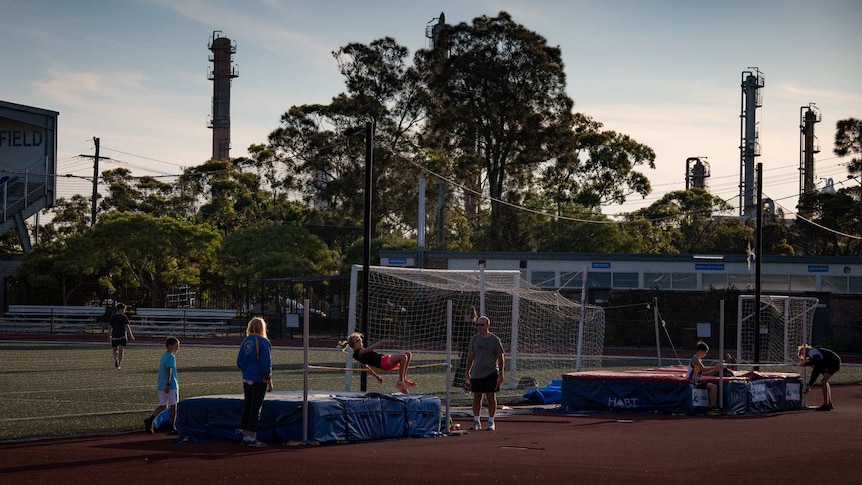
[0,305,239,337]
[130,308,238,338]
[1,305,108,334]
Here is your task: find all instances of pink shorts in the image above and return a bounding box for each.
[380,355,400,371]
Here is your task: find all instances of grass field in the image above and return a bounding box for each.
[2,340,860,442]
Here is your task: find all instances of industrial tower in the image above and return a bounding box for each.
[739,68,764,217]
[426,12,446,49]
[207,31,238,161]
[799,103,821,195]
[685,157,710,190]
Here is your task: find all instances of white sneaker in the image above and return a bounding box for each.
[486,422,496,431]
[468,422,481,431]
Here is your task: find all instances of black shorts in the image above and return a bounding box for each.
[469,372,499,393]
[111,338,127,348]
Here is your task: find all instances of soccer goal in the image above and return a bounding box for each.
[736,295,818,365]
[337,264,605,396]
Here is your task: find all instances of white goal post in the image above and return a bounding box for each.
[736,295,817,365]
[346,264,605,394]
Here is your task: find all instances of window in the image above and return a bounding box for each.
[790,275,817,292]
[729,274,754,290]
[671,273,697,289]
[530,271,556,288]
[821,276,848,293]
[761,274,789,291]
[587,272,611,288]
[644,273,670,289]
[702,273,728,289]
[561,271,583,289]
[613,272,639,288]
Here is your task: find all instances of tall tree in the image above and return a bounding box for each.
[38,194,92,242]
[796,189,860,255]
[834,118,862,174]
[542,113,655,210]
[632,189,738,254]
[90,212,221,306]
[17,234,102,305]
[416,12,576,249]
[218,224,338,285]
[268,37,425,240]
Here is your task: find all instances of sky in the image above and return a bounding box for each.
[3,0,862,219]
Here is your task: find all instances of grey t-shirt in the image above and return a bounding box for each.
[467,333,504,379]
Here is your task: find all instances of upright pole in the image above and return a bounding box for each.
[418,179,426,269]
[753,163,763,366]
[302,299,310,444]
[478,260,486,316]
[444,300,453,433]
[360,122,373,391]
[576,267,587,371]
[718,300,725,411]
[654,297,662,366]
[91,137,99,225]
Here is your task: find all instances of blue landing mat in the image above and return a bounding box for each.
[561,366,802,415]
[174,391,441,444]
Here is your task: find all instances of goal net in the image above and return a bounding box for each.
[328,265,604,398]
[736,295,817,365]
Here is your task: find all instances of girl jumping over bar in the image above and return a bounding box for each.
[339,332,415,393]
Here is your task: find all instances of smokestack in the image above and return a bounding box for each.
[207,31,238,161]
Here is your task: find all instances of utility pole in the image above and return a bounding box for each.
[78,137,110,226]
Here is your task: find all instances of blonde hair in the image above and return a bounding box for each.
[798,344,812,359]
[246,316,268,339]
[338,332,363,353]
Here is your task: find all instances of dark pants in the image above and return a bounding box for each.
[240,381,267,432]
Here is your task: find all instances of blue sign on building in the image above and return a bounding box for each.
[695,263,725,271]
[808,265,829,273]
[387,258,407,266]
[592,262,611,269]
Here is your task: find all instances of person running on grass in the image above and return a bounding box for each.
[339,332,414,393]
[109,303,135,369]
[798,344,841,411]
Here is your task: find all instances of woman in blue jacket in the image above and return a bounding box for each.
[236,317,273,447]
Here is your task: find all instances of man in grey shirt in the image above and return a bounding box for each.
[465,315,505,431]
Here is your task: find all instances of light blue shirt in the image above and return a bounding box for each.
[157,351,178,390]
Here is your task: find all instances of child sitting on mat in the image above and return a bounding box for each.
[688,340,722,416]
[339,332,414,393]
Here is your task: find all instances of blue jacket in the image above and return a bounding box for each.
[236,335,272,382]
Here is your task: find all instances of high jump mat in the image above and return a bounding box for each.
[165,391,441,444]
[561,365,803,415]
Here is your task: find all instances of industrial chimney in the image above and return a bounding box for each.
[207,31,238,161]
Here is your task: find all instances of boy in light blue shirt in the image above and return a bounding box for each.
[144,336,180,434]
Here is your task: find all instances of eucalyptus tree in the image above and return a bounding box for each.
[415,12,576,249]
[217,224,339,285]
[268,37,426,243]
[90,212,221,307]
[415,12,656,251]
[796,189,860,256]
[834,118,862,174]
[16,232,102,305]
[631,189,738,254]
